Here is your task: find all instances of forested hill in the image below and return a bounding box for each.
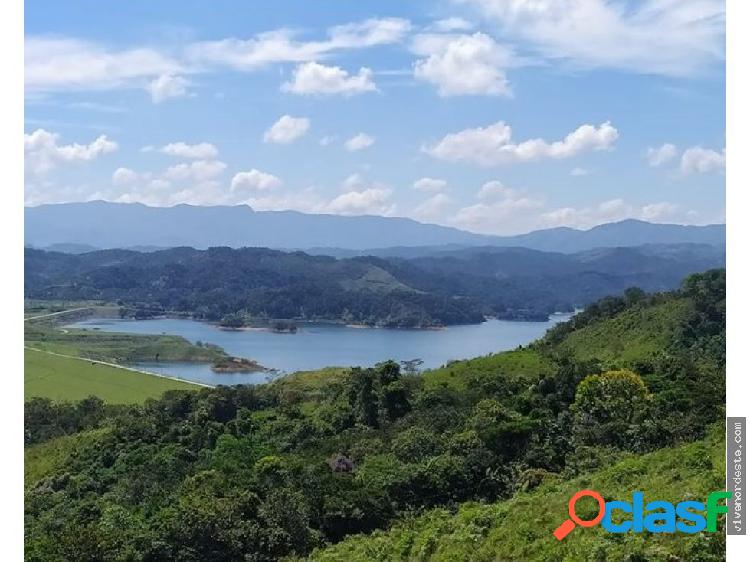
[24,243,724,327]
[24,270,726,561]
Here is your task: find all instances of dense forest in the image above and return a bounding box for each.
[24,269,726,561]
[24,243,723,327]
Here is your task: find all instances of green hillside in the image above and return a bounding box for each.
[549,298,692,366]
[305,426,724,562]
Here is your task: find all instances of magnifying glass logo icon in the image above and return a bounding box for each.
[553,489,606,540]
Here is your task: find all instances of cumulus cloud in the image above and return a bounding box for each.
[263,115,310,144]
[413,193,454,221]
[646,143,678,167]
[326,188,393,215]
[230,169,283,192]
[344,133,375,151]
[163,160,227,182]
[680,146,725,174]
[413,32,513,96]
[539,198,683,230]
[413,177,448,192]
[457,0,725,77]
[320,173,394,215]
[453,190,543,234]
[476,180,515,199]
[24,128,118,176]
[146,73,190,103]
[101,159,233,206]
[424,121,618,166]
[112,167,139,186]
[160,142,218,159]
[570,167,590,176]
[282,61,377,95]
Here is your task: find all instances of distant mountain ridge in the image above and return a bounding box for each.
[24,201,725,254]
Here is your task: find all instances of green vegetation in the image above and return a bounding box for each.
[423,348,556,391]
[23,270,726,561]
[25,243,723,327]
[305,427,724,562]
[25,348,198,403]
[550,298,692,365]
[25,322,225,363]
[25,429,108,486]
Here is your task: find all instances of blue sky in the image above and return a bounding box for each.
[24,0,726,235]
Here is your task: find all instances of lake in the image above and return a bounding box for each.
[67,315,572,386]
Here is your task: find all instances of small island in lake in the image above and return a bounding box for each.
[211,356,267,373]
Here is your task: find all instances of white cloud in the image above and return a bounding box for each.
[413,177,448,192]
[326,188,393,215]
[26,17,410,97]
[570,167,590,176]
[327,17,412,48]
[24,128,118,176]
[540,198,683,230]
[147,73,190,103]
[424,121,618,166]
[263,115,311,144]
[344,133,375,151]
[163,160,227,182]
[112,167,139,186]
[457,0,725,77]
[320,174,395,215]
[186,17,410,70]
[453,190,543,234]
[25,37,182,93]
[160,142,218,159]
[641,202,679,221]
[646,143,678,167]
[282,62,377,95]
[431,17,474,32]
[680,146,725,174]
[413,33,513,96]
[477,180,515,199]
[230,170,283,192]
[413,193,454,221]
[319,135,338,147]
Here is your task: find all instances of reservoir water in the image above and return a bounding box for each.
[67,314,572,386]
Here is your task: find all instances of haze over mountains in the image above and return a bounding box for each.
[25,201,725,254]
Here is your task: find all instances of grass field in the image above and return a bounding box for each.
[25,348,199,404]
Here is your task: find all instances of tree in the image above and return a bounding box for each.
[348,368,379,428]
[571,369,651,450]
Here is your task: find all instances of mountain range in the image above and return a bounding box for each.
[25,201,725,254]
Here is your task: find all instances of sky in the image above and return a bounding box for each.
[24,0,726,235]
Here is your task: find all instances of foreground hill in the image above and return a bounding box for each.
[24,243,724,326]
[24,270,725,561]
[25,201,725,253]
[304,426,724,562]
